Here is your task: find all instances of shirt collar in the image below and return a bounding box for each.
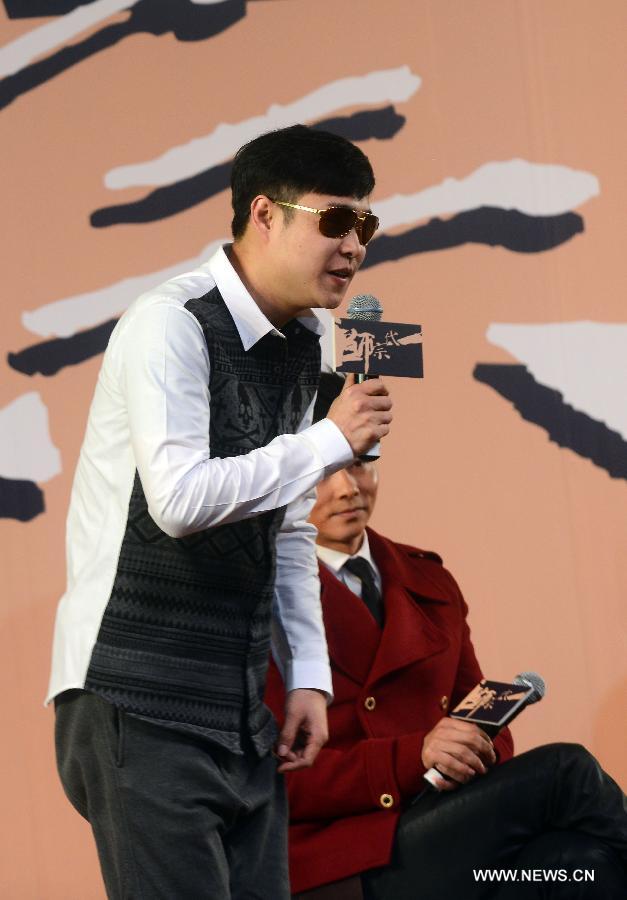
[208,244,325,351]
[316,531,375,574]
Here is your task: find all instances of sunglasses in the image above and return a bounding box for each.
[271,200,379,246]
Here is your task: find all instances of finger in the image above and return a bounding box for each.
[278,740,324,773]
[361,395,393,411]
[446,744,488,775]
[425,737,488,776]
[278,757,310,773]
[457,730,496,766]
[300,732,326,768]
[442,721,495,763]
[358,379,389,395]
[273,745,297,761]
[435,752,479,784]
[277,715,298,758]
[476,737,496,766]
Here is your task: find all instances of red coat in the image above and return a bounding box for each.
[264,528,514,893]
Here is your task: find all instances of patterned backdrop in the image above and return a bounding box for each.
[1,2,625,896]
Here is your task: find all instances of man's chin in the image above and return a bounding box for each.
[318,288,349,311]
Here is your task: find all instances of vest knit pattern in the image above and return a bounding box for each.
[85,288,321,754]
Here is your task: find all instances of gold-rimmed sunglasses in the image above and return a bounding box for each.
[271,200,379,246]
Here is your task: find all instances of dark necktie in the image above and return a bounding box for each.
[343,557,384,627]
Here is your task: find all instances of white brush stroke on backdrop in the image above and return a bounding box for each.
[104,67,422,189]
[0,393,61,481]
[22,239,226,339]
[373,160,599,227]
[0,0,137,78]
[487,322,627,440]
[23,156,599,340]
[0,0,230,79]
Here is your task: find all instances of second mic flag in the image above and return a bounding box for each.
[335,318,423,378]
[449,678,538,734]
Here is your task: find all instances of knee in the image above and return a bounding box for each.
[552,742,604,781]
[528,742,599,776]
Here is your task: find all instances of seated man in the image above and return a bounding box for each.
[265,373,627,900]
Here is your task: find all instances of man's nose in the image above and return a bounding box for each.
[334,468,359,497]
[339,227,364,259]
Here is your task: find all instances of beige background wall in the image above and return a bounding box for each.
[1,2,625,896]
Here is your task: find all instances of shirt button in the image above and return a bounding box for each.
[440,695,449,711]
[379,793,394,809]
[364,696,376,711]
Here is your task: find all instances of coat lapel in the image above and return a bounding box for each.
[366,528,451,684]
[319,565,381,684]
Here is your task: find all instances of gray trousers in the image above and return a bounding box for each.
[55,690,289,900]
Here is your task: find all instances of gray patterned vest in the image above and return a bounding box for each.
[85,288,321,754]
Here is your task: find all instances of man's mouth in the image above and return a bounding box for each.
[327,267,353,281]
[334,506,364,517]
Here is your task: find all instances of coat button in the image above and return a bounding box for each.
[364,696,376,711]
[440,695,449,711]
[379,793,394,809]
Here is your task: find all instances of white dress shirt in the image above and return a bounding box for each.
[316,532,382,597]
[47,245,353,705]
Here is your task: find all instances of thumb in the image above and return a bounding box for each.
[340,373,355,391]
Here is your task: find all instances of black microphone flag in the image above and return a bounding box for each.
[335,317,423,378]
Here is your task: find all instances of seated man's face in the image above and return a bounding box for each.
[309,460,378,554]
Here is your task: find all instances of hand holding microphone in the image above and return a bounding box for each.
[326,374,392,457]
[326,293,390,458]
[421,717,497,792]
[422,672,546,792]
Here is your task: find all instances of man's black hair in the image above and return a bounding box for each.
[230,124,376,239]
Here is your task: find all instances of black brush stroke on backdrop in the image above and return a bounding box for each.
[8,318,117,376]
[90,107,406,227]
[0,0,246,111]
[9,207,584,377]
[4,0,100,14]
[474,364,627,481]
[313,106,405,141]
[0,477,44,521]
[361,208,584,269]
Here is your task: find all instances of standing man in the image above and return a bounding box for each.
[47,125,391,899]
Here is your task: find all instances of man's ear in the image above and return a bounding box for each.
[249,195,276,241]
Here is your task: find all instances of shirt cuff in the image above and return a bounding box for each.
[300,418,353,474]
[285,657,334,704]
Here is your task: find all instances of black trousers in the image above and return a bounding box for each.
[362,743,627,900]
[55,690,289,900]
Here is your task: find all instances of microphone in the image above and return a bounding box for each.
[345,294,384,460]
[346,294,383,385]
[423,671,546,792]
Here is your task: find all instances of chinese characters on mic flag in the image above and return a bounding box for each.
[336,318,423,378]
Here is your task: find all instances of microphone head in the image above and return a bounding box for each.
[347,294,383,321]
[514,671,546,704]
